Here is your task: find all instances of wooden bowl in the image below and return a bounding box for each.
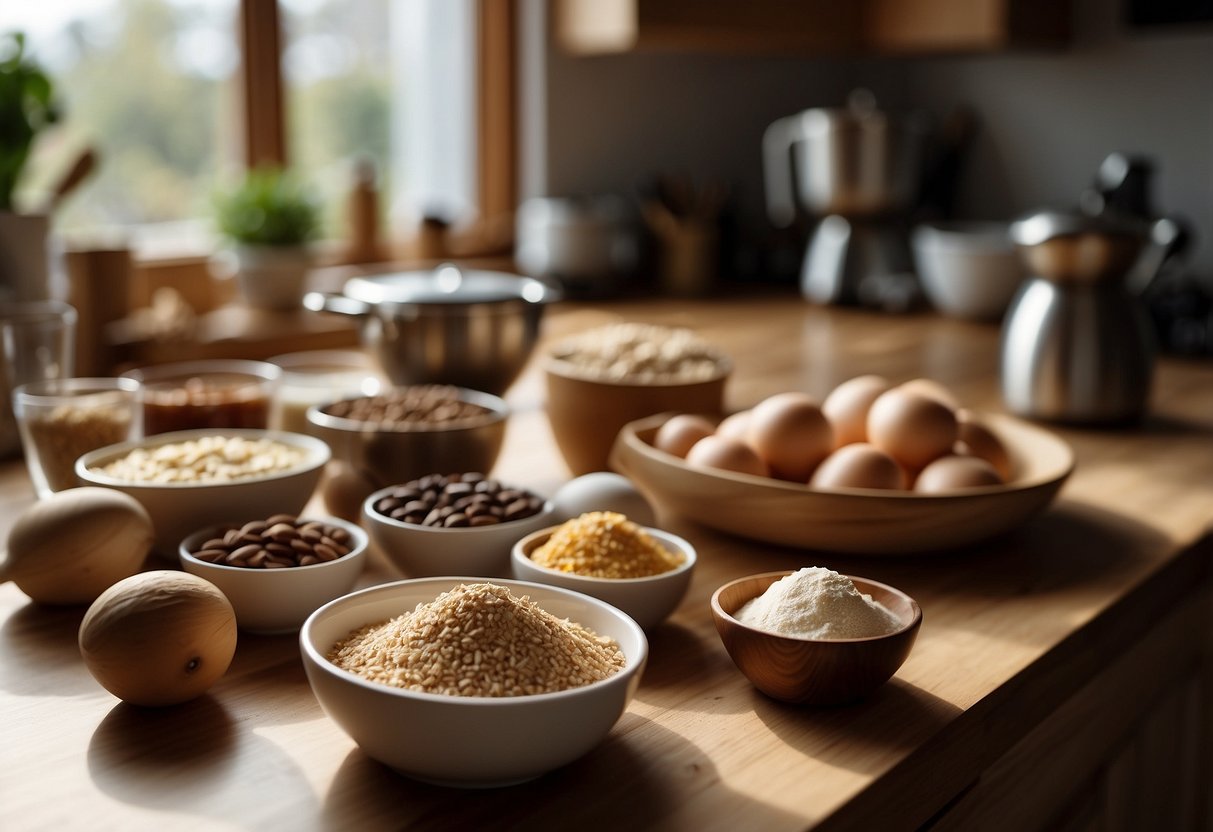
[711,572,921,705]
[609,412,1073,555]
[544,356,729,476]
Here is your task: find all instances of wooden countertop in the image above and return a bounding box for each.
[3,296,1211,831]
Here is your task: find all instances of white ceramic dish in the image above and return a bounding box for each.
[511,525,695,630]
[912,221,1026,321]
[299,577,648,787]
[179,517,368,634]
[76,428,329,555]
[362,487,558,578]
[610,412,1074,555]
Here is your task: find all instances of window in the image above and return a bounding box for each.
[4,0,514,259]
[9,0,239,254]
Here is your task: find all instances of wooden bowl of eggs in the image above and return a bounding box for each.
[608,376,1074,555]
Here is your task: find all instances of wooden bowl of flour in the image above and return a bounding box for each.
[710,571,921,705]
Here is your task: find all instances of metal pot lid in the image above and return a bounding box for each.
[343,264,561,307]
[1010,210,1147,247]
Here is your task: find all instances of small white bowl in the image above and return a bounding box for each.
[76,429,330,556]
[912,221,1026,321]
[511,525,696,630]
[361,486,557,578]
[299,577,648,787]
[179,517,368,634]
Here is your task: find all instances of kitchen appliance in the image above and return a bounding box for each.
[1000,210,1171,424]
[763,91,929,307]
[515,196,639,298]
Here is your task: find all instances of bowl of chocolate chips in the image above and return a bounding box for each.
[362,472,555,578]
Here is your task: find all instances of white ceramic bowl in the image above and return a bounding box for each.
[511,525,696,630]
[362,486,558,578]
[912,222,1026,321]
[76,428,330,556]
[299,577,648,787]
[179,517,368,634]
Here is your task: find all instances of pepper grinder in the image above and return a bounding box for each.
[1000,211,1158,425]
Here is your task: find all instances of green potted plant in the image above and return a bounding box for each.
[0,32,60,301]
[215,167,321,311]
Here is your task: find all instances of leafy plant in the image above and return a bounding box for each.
[0,32,60,212]
[215,168,321,246]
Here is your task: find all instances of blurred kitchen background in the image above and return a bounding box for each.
[1,0,1211,365]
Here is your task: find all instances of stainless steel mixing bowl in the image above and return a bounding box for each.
[303,265,561,395]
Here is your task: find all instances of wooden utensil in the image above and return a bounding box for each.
[44,147,98,214]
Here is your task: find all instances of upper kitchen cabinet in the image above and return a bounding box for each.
[555,0,1071,56]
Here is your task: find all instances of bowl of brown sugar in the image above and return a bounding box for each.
[511,511,696,630]
[300,577,648,787]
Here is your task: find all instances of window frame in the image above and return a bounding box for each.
[237,0,517,259]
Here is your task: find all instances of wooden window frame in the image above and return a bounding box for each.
[237,0,517,259]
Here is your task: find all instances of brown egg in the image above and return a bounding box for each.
[685,435,770,478]
[955,413,1013,481]
[715,410,751,440]
[810,443,905,491]
[654,414,717,459]
[898,378,961,410]
[822,375,891,447]
[867,389,959,471]
[915,455,1003,493]
[746,392,834,481]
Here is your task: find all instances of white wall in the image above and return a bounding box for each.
[518,1,851,221]
[521,0,1213,274]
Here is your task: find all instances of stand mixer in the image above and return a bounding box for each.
[764,91,929,308]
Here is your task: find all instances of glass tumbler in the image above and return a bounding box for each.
[268,349,383,434]
[13,377,140,498]
[1,300,78,458]
[121,359,282,436]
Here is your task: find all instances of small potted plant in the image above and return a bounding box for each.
[215,168,321,311]
[0,32,60,301]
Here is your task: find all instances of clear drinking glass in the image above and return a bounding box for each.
[121,359,281,436]
[267,350,383,435]
[13,377,140,498]
[0,300,78,458]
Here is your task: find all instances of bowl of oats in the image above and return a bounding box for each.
[77,428,330,556]
[544,322,731,476]
[300,577,647,787]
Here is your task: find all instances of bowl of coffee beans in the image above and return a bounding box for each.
[178,514,369,634]
[306,385,509,519]
[363,472,555,578]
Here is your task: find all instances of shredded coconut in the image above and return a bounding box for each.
[735,567,902,639]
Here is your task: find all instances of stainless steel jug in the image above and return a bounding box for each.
[1000,211,1160,424]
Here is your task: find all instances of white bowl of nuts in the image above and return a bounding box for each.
[362,473,557,578]
[179,514,368,634]
[511,512,696,630]
[300,577,647,787]
[76,429,330,555]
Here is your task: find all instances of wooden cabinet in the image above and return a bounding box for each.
[555,0,1071,56]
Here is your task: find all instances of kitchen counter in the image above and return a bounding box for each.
[2,296,1210,831]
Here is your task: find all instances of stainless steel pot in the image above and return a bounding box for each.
[303,265,561,395]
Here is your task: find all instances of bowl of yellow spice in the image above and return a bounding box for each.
[511,511,696,630]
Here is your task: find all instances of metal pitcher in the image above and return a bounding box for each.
[1000,211,1173,424]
